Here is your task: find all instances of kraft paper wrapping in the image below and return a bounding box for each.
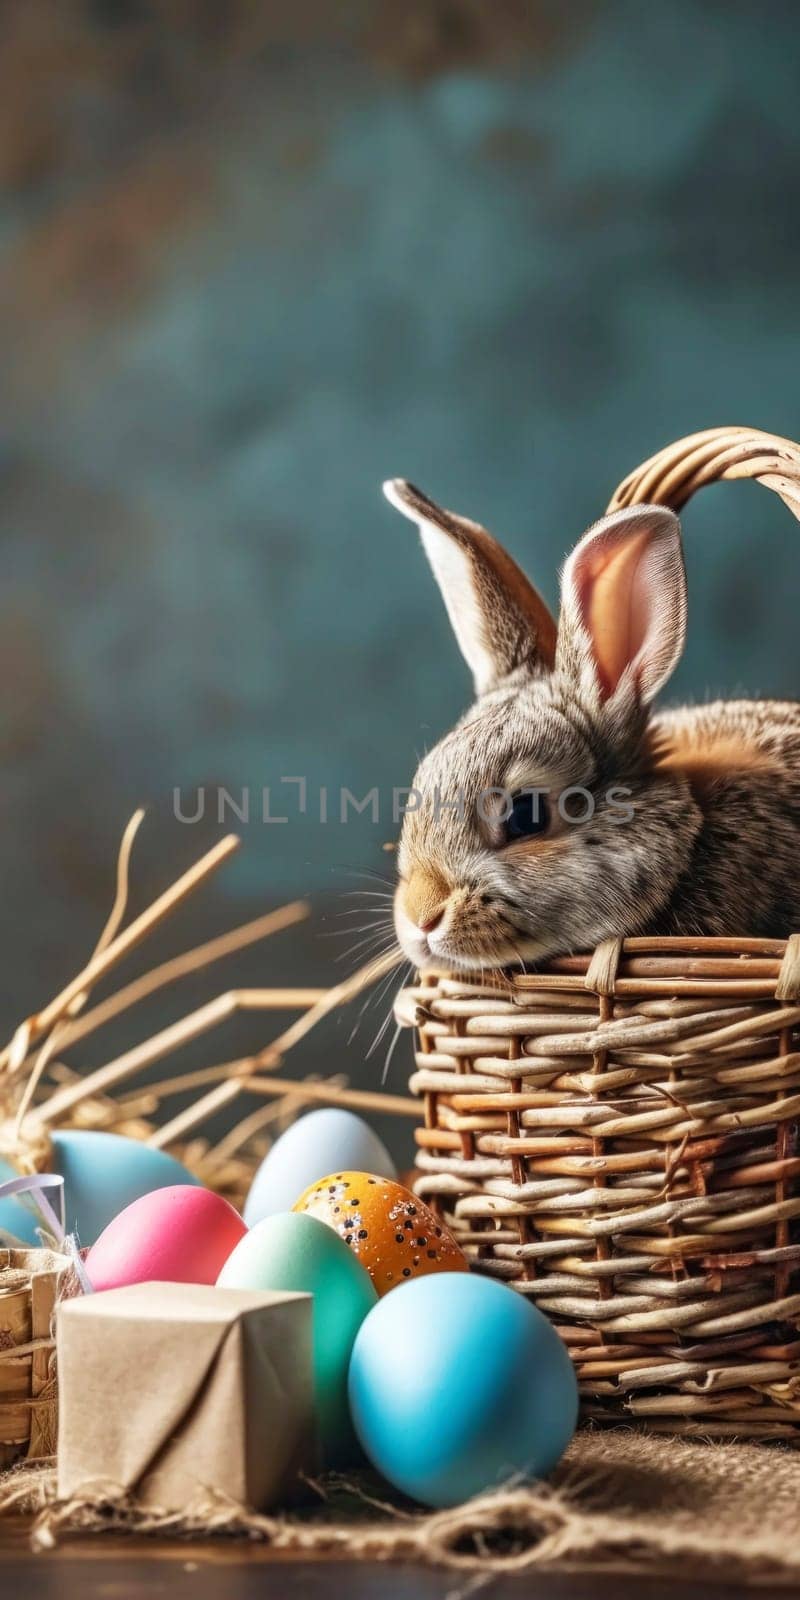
[56,1282,315,1512]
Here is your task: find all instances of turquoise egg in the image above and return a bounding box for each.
[218,1210,377,1461]
[0,1130,199,1247]
[348,1273,578,1507]
[243,1109,396,1226]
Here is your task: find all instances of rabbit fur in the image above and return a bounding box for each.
[385,480,800,972]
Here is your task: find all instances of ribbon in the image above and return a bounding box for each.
[0,1171,65,1239]
[0,1172,93,1294]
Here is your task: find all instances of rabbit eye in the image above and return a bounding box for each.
[505,790,550,843]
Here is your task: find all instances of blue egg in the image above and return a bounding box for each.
[348,1273,578,1508]
[244,1108,396,1226]
[0,1130,200,1247]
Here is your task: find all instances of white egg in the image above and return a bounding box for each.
[244,1109,396,1226]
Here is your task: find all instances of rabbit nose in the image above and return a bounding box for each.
[418,905,445,934]
[402,867,450,935]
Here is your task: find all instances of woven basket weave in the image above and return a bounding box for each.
[396,426,800,1439]
[0,1248,78,1468]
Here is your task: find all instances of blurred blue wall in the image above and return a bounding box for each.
[1,1,798,1132]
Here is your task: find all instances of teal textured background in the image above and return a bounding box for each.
[1,2,798,1153]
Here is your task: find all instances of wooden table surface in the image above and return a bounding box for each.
[1,1519,799,1600]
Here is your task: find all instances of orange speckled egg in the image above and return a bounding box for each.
[293,1171,469,1295]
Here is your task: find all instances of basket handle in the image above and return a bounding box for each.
[608,425,800,1001]
[606,425,800,522]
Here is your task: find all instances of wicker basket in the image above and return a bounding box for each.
[396,426,800,1439]
[0,1248,80,1468]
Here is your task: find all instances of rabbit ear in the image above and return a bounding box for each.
[558,505,687,706]
[383,479,557,695]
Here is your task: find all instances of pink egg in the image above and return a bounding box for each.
[86,1185,247,1291]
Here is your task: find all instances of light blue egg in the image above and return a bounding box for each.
[348,1273,578,1508]
[0,1130,199,1247]
[244,1108,396,1226]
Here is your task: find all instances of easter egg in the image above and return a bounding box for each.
[85,1186,246,1291]
[218,1210,377,1460]
[293,1171,468,1295]
[244,1109,396,1227]
[0,1130,199,1247]
[348,1273,579,1507]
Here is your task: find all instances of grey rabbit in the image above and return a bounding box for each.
[384,479,800,972]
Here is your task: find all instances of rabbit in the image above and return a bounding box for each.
[384,478,800,972]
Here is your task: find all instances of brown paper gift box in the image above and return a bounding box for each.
[56,1282,315,1512]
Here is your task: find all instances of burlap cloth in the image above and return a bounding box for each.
[2,1428,800,1584]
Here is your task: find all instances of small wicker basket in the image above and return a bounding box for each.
[397,427,800,1439]
[0,1248,79,1468]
